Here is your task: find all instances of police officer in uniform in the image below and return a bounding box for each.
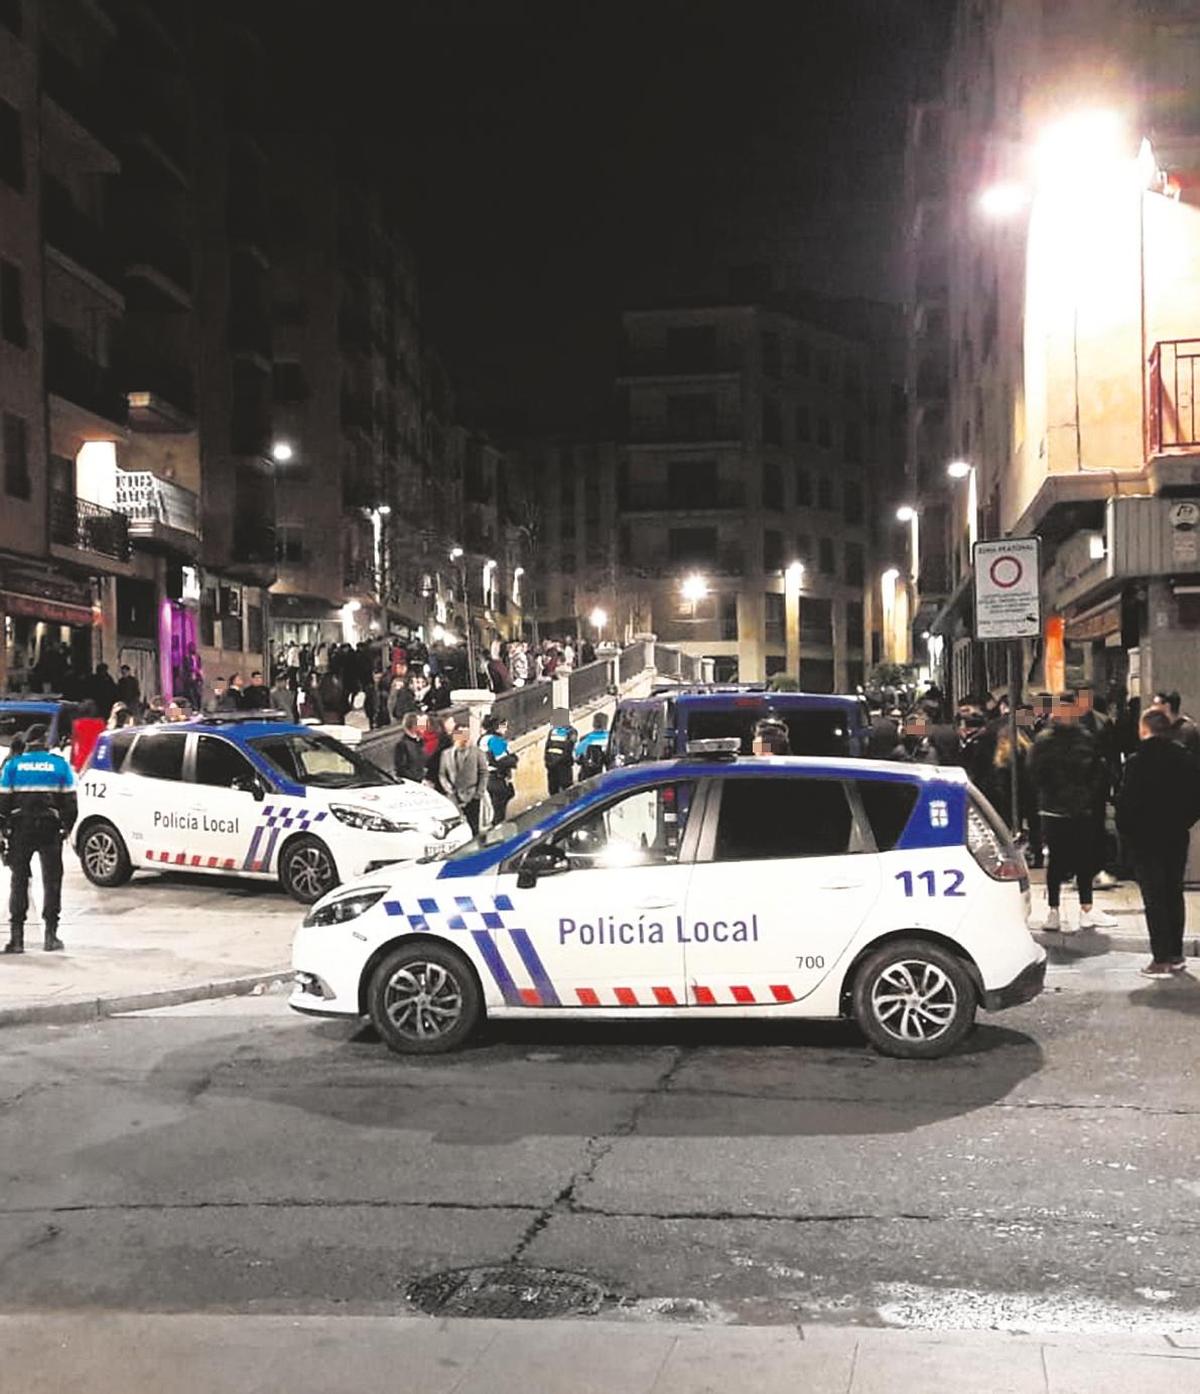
[0,724,77,954]
[543,709,578,796]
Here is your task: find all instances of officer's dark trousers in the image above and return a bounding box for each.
[8,828,64,930]
[547,762,573,796]
[1133,831,1189,964]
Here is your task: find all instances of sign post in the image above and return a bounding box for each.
[973,537,1042,838]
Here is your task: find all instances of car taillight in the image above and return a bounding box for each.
[966,802,1028,884]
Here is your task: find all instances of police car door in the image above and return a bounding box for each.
[120,730,191,866]
[682,774,880,1008]
[494,778,695,1008]
[188,734,273,873]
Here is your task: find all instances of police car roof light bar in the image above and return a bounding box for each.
[684,737,742,759]
[195,710,292,725]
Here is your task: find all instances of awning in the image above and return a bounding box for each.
[1,590,96,627]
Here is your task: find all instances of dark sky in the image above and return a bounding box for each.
[279,1,949,433]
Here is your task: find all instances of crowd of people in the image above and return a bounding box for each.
[865,683,1200,976]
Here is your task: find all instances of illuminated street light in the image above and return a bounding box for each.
[946,461,978,551]
[881,567,900,587]
[270,441,294,463]
[680,573,709,605]
[946,459,973,479]
[375,503,391,517]
[785,560,804,585]
[589,606,608,633]
[448,546,464,561]
[895,505,916,522]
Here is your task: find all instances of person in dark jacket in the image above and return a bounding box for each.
[543,710,578,795]
[1029,698,1115,933]
[1116,707,1200,977]
[115,664,141,713]
[0,724,77,953]
[484,717,518,823]
[392,712,428,782]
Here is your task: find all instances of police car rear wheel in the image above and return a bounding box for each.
[78,820,132,888]
[853,940,975,1059]
[368,943,481,1055]
[279,835,338,904]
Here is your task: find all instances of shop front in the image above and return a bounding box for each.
[0,565,98,695]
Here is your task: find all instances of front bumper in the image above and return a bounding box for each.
[981,953,1046,1012]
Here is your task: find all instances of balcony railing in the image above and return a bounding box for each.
[45,335,127,424]
[620,480,745,512]
[1148,339,1200,453]
[618,641,648,684]
[50,491,131,562]
[114,472,200,538]
[567,658,612,709]
[490,680,553,738]
[41,44,113,148]
[124,224,193,296]
[122,356,195,417]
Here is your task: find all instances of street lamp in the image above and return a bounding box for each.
[896,505,921,584]
[448,545,478,689]
[589,606,608,641]
[680,573,709,606]
[270,441,294,464]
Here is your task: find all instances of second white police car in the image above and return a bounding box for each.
[290,744,1046,1059]
[75,714,472,902]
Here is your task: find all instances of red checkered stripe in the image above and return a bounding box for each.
[574,983,797,1007]
[144,850,238,870]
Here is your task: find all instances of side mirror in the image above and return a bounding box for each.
[516,844,566,889]
[233,775,266,801]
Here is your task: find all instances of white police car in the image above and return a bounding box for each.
[290,748,1045,1059]
[74,714,472,903]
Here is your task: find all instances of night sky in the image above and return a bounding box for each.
[275,0,950,433]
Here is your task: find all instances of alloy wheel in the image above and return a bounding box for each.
[383,961,464,1042]
[870,959,958,1043]
[84,830,119,880]
[288,844,334,900]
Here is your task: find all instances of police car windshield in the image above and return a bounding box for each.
[249,732,393,789]
[444,782,592,860]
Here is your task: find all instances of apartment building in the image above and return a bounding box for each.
[913,0,1200,716]
[615,304,888,689]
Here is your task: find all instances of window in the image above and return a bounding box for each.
[844,420,863,464]
[1,260,25,346]
[275,525,304,564]
[795,466,812,506]
[845,599,865,648]
[763,529,783,572]
[816,351,832,385]
[844,541,865,586]
[2,412,29,499]
[272,360,308,403]
[817,475,834,511]
[720,594,738,640]
[668,527,717,564]
[843,479,864,525]
[195,735,259,788]
[549,782,692,870]
[819,537,836,575]
[761,331,781,377]
[665,325,715,370]
[795,402,811,443]
[856,780,918,851]
[0,100,21,190]
[666,392,717,440]
[761,394,782,446]
[250,732,389,787]
[817,414,832,449]
[0,0,22,36]
[127,732,187,781]
[762,460,783,510]
[669,458,716,509]
[795,340,812,377]
[107,728,137,772]
[764,590,785,644]
[710,777,855,861]
[801,597,833,645]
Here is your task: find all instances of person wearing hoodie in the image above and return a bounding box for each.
[1029,695,1116,934]
[1117,706,1200,977]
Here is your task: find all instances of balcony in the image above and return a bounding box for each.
[1148,339,1200,454]
[119,87,190,182]
[114,472,200,554]
[620,480,745,512]
[123,355,195,429]
[40,44,118,169]
[45,334,127,425]
[124,223,192,306]
[50,490,131,563]
[43,182,121,292]
[231,521,277,571]
[619,348,742,379]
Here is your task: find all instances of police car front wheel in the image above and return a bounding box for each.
[367,942,482,1055]
[279,835,339,904]
[78,820,133,888]
[852,939,976,1060]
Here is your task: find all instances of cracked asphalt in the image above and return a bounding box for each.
[1,949,1199,1333]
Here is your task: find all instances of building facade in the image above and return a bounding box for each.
[912,0,1200,718]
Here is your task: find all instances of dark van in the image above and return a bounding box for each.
[607,687,869,767]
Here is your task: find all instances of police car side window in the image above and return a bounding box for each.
[710,777,854,861]
[855,780,918,852]
[108,729,137,772]
[195,736,258,788]
[550,783,690,869]
[126,732,186,781]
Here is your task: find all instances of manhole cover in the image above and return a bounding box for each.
[406,1264,606,1319]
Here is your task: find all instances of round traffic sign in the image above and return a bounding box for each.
[988,555,1023,589]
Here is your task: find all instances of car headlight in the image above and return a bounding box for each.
[329,803,412,833]
[304,887,388,927]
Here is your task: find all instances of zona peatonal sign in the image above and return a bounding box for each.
[973,537,1042,641]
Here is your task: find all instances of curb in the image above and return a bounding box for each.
[1032,929,1200,956]
[0,970,293,1030]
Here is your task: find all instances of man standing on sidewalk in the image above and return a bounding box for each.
[1116,706,1200,978]
[0,724,77,954]
[438,724,488,836]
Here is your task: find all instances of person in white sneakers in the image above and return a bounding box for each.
[1029,694,1119,933]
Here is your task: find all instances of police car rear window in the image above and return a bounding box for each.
[108,728,137,772]
[855,780,919,851]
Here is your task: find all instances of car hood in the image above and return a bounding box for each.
[328,781,461,823]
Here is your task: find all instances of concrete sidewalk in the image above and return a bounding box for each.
[1026,870,1200,958]
[1,1313,1197,1393]
[0,860,294,1027]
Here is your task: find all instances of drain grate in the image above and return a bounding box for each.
[406,1264,607,1319]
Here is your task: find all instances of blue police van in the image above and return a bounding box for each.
[0,699,76,755]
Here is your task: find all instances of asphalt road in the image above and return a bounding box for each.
[1,947,1198,1334]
